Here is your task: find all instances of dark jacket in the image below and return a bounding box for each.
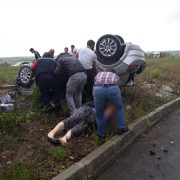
[54,54,85,79]
[34,50,41,60]
[35,57,56,78]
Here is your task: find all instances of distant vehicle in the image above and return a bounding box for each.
[12,61,32,67]
[17,34,146,88]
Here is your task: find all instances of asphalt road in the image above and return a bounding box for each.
[97,107,180,180]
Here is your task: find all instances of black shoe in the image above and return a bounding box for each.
[43,104,54,113]
[48,137,60,145]
[117,127,129,135]
[53,104,61,112]
[97,136,106,145]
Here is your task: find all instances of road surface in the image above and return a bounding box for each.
[97,107,180,180]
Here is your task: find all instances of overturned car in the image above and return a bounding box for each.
[17,34,146,88]
[95,34,146,86]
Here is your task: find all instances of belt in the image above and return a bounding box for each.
[94,84,118,87]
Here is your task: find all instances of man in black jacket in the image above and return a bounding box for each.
[55,54,87,114]
[30,48,41,60]
[33,52,61,112]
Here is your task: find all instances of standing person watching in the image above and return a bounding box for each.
[48,49,55,59]
[93,69,128,141]
[29,48,41,60]
[77,40,97,101]
[70,45,77,57]
[55,54,87,114]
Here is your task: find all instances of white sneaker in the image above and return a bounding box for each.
[126,80,134,87]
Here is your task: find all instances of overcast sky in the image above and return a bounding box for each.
[0,0,180,57]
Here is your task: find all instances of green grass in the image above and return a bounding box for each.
[0,110,41,134]
[0,63,19,84]
[49,147,69,162]
[139,57,180,88]
[0,161,49,180]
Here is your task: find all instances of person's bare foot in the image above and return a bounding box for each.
[59,137,68,146]
[48,130,54,139]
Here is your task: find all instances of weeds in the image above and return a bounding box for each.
[0,161,49,180]
[0,63,18,84]
[0,110,41,134]
[49,147,69,162]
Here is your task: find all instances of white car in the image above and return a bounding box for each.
[12,61,32,67]
[95,34,146,86]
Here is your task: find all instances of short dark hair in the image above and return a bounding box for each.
[30,48,34,52]
[87,40,95,47]
[42,52,52,58]
[71,45,75,48]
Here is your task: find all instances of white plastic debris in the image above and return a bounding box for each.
[0,103,14,111]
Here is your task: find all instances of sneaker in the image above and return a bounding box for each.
[126,80,134,87]
[117,127,129,135]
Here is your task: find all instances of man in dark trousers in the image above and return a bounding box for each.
[32,52,61,112]
[77,40,97,102]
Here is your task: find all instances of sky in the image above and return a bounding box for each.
[0,0,180,57]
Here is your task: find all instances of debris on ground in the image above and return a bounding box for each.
[0,92,16,111]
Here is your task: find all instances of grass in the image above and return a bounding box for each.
[49,147,69,162]
[0,63,19,84]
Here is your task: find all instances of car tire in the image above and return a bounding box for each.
[18,65,34,88]
[115,35,125,44]
[96,34,124,65]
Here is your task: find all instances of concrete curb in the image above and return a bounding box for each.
[52,97,180,180]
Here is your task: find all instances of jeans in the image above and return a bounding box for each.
[93,85,125,137]
[66,72,87,113]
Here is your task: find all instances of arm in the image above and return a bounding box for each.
[92,60,97,75]
[31,60,38,73]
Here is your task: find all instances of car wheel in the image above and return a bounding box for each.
[96,34,124,65]
[115,35,125,44]
[18,65,33,88]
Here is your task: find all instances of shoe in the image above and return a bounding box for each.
[44,104,55,113]
[117,127,129,135]
[97,136,106,145]
[53,104,61,113]
[126,80,134,87]
[48,137,60,145]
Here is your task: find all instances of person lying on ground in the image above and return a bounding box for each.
[47,103,122,146]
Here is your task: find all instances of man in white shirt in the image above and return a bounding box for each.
[77,40,97,101]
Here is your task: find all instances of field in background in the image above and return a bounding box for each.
[0,57,180,179]
[0,57,33,64]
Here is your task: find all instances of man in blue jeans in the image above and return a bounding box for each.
[93,69,128,140]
